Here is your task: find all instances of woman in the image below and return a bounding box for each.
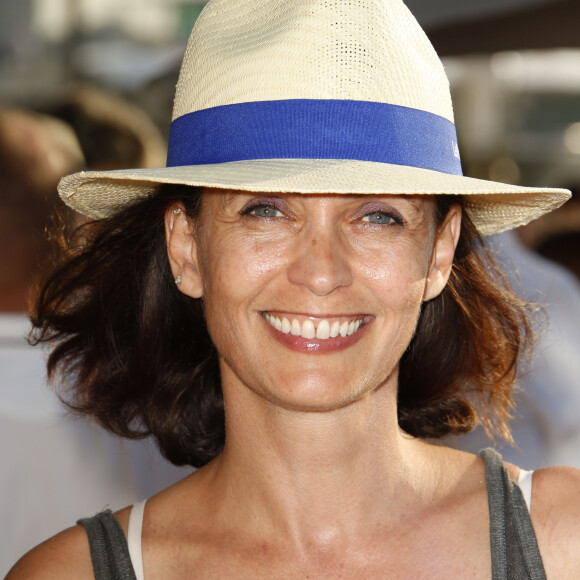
[8,0,580,578]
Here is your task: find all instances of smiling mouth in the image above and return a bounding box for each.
[263,313,367,340]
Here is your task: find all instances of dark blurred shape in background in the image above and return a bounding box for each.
[419,0,580,56]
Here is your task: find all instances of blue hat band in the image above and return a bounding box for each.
[167,99,463,176]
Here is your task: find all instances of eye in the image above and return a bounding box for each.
[250,205,283,218]
[361,211,399,225]
[240,199,287,219]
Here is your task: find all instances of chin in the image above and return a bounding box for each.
[257,371,386,413]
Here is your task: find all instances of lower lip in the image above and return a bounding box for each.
[263,318,370,354]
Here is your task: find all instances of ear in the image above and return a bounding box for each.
[165,205,203,299]
[423,204,462,302]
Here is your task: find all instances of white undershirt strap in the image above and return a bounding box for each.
[127,499,147,580]
[517,468,534,513]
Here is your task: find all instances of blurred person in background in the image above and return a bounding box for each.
[0,108,189,577]
[46,85,168,171]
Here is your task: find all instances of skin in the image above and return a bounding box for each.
[8,190,580,579]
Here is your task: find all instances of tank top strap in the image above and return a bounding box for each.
[480,448,546,580]
[127,500,147,580]
[77,510,137,580]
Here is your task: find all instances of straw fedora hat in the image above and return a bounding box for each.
[58,0,570,236]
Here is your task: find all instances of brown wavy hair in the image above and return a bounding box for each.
[30,184,530,467]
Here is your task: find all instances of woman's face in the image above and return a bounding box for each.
[167,190,460,412]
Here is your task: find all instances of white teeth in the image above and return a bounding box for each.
[264,313,364,340]
[301,319,316,339]
[316,319,330,339]
[330,321,340,338]
[291,319,301,336]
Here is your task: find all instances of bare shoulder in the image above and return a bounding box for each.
[530,465,580,577]
[5,524,93,579]
[532,465,580,526]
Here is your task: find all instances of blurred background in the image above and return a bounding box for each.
[0,0,204,150]
[2,0,580,573]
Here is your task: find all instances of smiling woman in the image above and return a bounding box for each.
[8,0,580,579]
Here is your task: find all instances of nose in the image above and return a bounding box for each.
[286,226,353,296]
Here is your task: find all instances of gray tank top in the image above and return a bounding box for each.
[77,448,546,579]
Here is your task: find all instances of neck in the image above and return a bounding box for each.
[206,369,436,548]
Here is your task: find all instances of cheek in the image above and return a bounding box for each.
[355,242,431,305]
[208,235,288,291]
[198,232,288,329]
[242,234,289,282]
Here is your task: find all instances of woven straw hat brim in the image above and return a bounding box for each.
[58,159,570,236]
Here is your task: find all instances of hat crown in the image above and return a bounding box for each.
[172,0,454,123]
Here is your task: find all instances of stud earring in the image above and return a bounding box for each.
[175,275,182,285]
[173,207,182,215]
